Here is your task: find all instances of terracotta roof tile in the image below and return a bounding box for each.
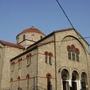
[0,40,24,49]
[17,26,45,36]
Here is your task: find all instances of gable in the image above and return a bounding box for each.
[55,28,89,54]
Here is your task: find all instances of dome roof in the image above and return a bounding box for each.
[17,26,45,36]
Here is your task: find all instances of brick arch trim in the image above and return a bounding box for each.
[61,35,88,58]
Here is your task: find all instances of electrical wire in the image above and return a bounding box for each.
[55,0,75,29]
[55,0,90,44]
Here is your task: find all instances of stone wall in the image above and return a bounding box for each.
[1,46,23,90]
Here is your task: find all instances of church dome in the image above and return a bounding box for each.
[17,26,45,36]
[16,26,45,48]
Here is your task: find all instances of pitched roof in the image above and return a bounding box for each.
[0,40,24,49]
[17,26,45,36]
[11,28,89,61]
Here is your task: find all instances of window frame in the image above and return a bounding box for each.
[26,53,32,67]
[67,45,80,62]
[23,34,25,41]
[46,73,52,90]
[49,53,53,65]
[45,51,48,64]
[18,58,22,70]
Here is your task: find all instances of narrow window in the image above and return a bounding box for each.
[67,45,72,60]
[46,73,52,90]
[26,74,30,90]
[49,53,53,65]
[10,78,13,90]
[18,58,22,70]
[71,45,75,61]
[40,36,43,39]
[10,78,13,82]
[72,52,75,61]
[26,53,31,67]
[23,34,25,40]
[45,51,48,63]
[68,51,71,60]
[75,48,80,61]
[81,72,88,90]
[11,62,15,72]
[76,53,79,61]
[17,76,20,90]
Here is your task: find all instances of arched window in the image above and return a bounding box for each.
[10,78,13,90]
[26,53,31,67]
[46,73,52,90]
[72,71,79,90]
[81,72,88,90]
[45,51,53,65]
[18,76,20,80]
[23,34,25,41]
[67,45,80,61]
[26,74,30,90]
[71,45,75,61]
[61,69,69,90]
[18,87,22,90]
[49,53,53,65]
[45,51,48,63]
[72,52,75,61]
[40,36,43,39]
[11,62,15,72]
[67,45,72,60]
[10,78,13,82]
[17,76,21,90]
[75,48,80,61]
[18,58,22,70]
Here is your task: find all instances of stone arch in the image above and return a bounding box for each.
[58,66,70,74]
[71,68,80,75]
[61,69,69,80]
[72,71,79,80]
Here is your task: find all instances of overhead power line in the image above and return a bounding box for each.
[55,0,75,29]
[55,0,90,43]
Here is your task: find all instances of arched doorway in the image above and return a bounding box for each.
[81,72,88,90]
[72,71,79,90]
[61,69,69,90]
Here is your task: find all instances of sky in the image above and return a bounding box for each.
[0,0,90,44]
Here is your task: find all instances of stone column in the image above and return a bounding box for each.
[76,80,81,90]
[69,71,72,90]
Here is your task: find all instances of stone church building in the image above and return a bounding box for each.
[0,27,90,90]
